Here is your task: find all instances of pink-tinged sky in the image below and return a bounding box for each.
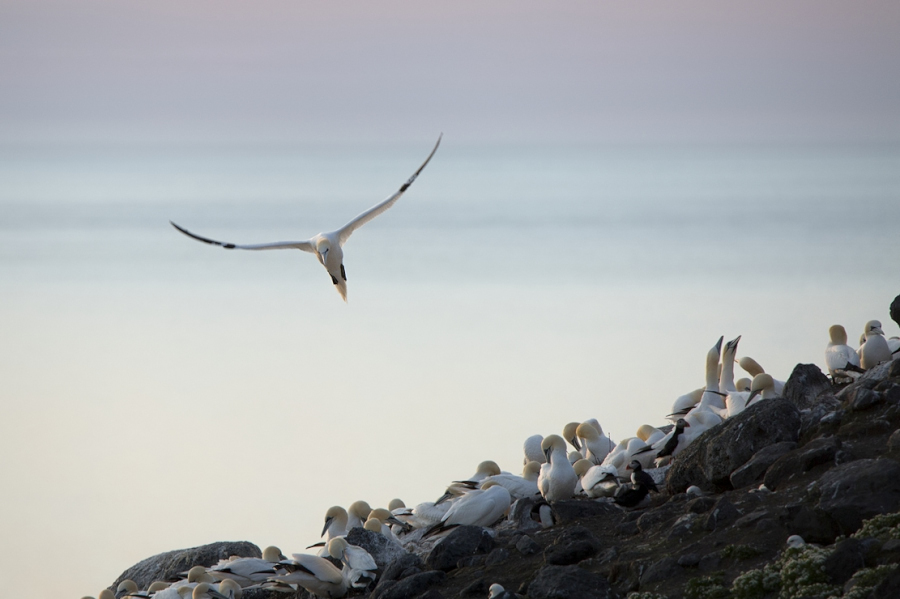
[1,0,898,144]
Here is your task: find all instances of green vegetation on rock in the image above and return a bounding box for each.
[851,511,900,541]
[627,593,669,599]
[684,573,730,599]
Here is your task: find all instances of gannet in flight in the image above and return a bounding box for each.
[170,135,442,302]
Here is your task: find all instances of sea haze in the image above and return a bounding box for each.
[1,141,898,598]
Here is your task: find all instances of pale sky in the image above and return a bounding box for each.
[1,0,899,144]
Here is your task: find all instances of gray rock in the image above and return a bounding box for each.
[666,398,801,493]
[677,553,700,567]
[848,387,885,411]
[730,441,797,489]
[814,458,900,535]
[111,541,260,591]
[778,503,840,545]
[641,557,680,584]
[823,537,867,585]
[889,429,900,451]
[370,570,446,599]
[459,577,489,596]
[764,436,841,490]
[527,565,612,599]
[782,363,836,412]
[685,497,716,514]
[485,547,509,566]
[703,497,740,531]
[734,509,770,529]
[424,526,494,572]
[544,540,595,565]
[882,383,900,405]
[379,552,424,583]
[550,499,620,524]
[515,535,540,555]
[346,527,410,570]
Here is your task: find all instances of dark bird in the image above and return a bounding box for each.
[613,482,650,508]
[627,460,659,493]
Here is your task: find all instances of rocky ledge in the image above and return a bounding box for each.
[110,360,900,599]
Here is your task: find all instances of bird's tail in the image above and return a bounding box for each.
[334,278,348,302]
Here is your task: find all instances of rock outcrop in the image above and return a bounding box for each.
[666,398,801,493]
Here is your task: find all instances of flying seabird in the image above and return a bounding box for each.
[170,135,442,302]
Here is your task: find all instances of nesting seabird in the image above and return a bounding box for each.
[170,135,441,302]
[825,324,863,381]
[860,320,893,369]
[537,434,578,501]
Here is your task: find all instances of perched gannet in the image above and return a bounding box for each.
[523,434,546,464]
[735,377,752,392]
[578,463,620,498]
[636,418,691,461]
[388,498,405,511]
[537,435,578,501]
[170,135,442,302]
[567,450,582,465]
[431,481,511,531]
[208,546,283,586]
[406,499,452,529]
[667,388,704,423]
[860,320,893,369]
[457,460,502,485]
[636,424,665,446]
[215,580,242,599]
[270,553,347,598]
[327,537,377,589]
[737,356,785,394]
[320,505,349,541]
[116,581,139,598]
[786,535,806,549]
[575,422,613,464]
[191,583,231,599]
[602,436,649,476]
[488,583,519,599]
[746,373,778,406]
[671,338,725,419]
[347,500,373,530]
[719,336,741,394]
[672,409,722,457]
[481,461,540,500]
[562,422,584,454]
[825,325,863,381]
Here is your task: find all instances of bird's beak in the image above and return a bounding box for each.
[434,491,453,505]
[715,336,723,353]
[544,447,552,463]
[571,437,581,451]
[747,389,761,405]
[321,516,333,537]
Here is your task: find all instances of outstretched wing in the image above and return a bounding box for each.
[336,134,442,245]
[170,221,315,253]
